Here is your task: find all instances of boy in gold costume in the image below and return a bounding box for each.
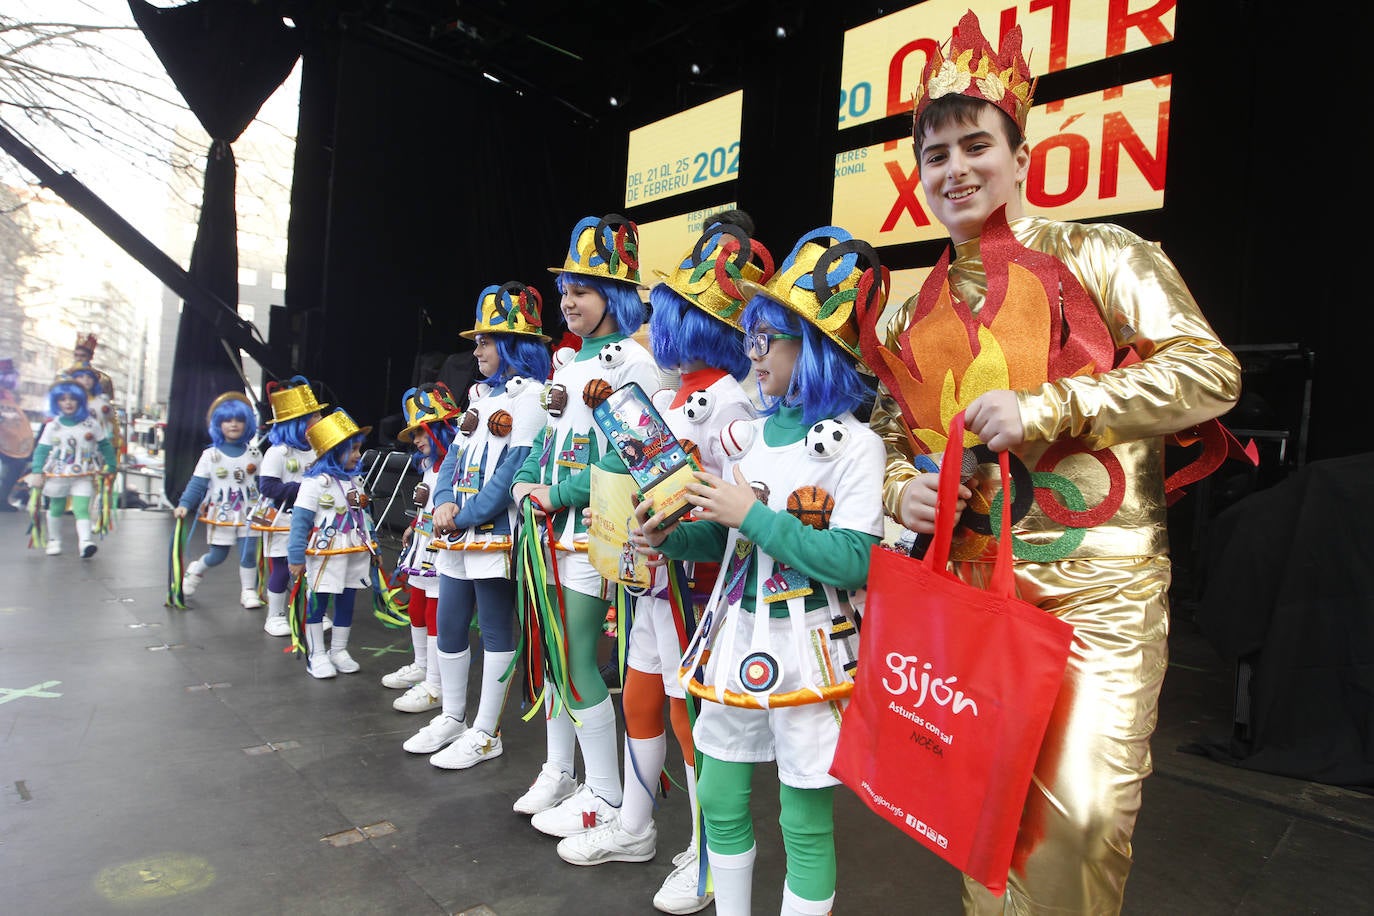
[865,11,1242,914]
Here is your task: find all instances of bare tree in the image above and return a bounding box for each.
[0,3,204,196]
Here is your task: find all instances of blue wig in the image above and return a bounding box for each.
[48,381,89,422]
[649,284,750,379]
[268,414,313,451]
[306,433,366,479]
[555,272,645,337]
[208,396,258,447]
[490,334,552,385]
[68,366,101,394]
[741,297,871,427]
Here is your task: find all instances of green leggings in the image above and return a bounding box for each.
[548,585,609,711]
[49,495,90,520]
[697,754,837,902]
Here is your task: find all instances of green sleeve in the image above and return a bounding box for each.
[660,517,732,563]
[99,438,118,471]
[739,502,878,592]
[512,427,547,487]
[548,448,629,511]
[31,444,51,474]
[547,466,587,510]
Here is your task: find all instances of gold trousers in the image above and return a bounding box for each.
[956,555,1171,916]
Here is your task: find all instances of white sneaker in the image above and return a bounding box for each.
[403,714,466,754]
[329,649,360,674]
[430,728,503,770]
[182,564,204,596]
[653,848,713,914]
[240,589,264,609]
[263,615,291,637]
[381,663,426,689]
[530,784,619,838]
[393,681,440,713]
[557,819,656,865]
[307,653,337,679]
[45,539,62,556]
[512,763,577,816]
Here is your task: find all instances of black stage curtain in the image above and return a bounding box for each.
[129,0,298,501]
[1195,453,1374,787]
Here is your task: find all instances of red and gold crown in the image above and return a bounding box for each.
[913,10,1036,135]
[74,332,98,356]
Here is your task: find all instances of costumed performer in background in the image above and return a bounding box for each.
[28,373,117,557]
[174,392,264,607]
[385,382,460,711]
[405,283,550,768]
[287,408,376,679]
[253,377,326,636]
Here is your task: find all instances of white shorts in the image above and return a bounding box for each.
[43,476,94,499]
[626,595,687,698]
[691,606,851,789]
[304,549,371,595]
[203,521,253,547]
[552,548,604,599]
[263,528,290,558]
[435,546,508,581]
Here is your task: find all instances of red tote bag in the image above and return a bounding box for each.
[830,413,1074,894]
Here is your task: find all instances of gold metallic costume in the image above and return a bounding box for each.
[871,216,1241,914]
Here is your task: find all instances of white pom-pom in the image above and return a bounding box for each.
[467,382,492,403]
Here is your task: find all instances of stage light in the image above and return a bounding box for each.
[609,96,621,107]
[482,71,501,84]
[775,25,787,39]
[690,62,702,76]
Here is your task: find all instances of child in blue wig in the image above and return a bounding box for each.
[174,392,263,604]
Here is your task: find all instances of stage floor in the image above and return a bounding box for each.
[2,509,1370,914]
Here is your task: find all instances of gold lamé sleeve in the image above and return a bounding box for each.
[869,296,923,522]
[1017,237,1241,450]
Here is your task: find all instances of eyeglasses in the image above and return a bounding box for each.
[747,331,800,356]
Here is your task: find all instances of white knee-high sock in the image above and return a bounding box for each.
[425,635,441,689]
[545,695,577,777]
[410,625,427,669]
[238,565,257,590]
[684,760,701,855]
[574,696,622,806]
[707,845,755,916]
[472,649,515,735]
[75,517,93,544]
[621,733,665,836]
[330,625,350,652]
[437,647,471,721]
[266,588,287,619]
[781,884,834,915]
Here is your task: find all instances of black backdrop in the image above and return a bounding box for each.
[278,0,1358,464]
